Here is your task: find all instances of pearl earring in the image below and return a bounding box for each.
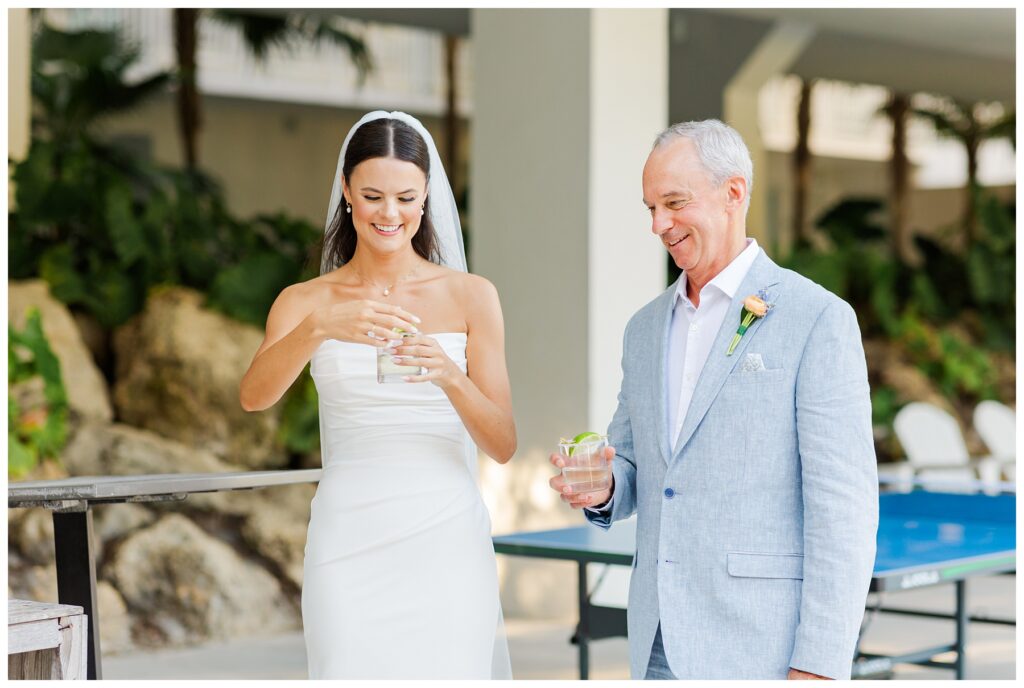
[346,203,352,213]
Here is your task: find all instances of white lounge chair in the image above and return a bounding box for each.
[974,400,1016,483]
[893,402,977,493]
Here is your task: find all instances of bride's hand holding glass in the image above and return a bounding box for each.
[312,299,421,347]
[391,333,463,388]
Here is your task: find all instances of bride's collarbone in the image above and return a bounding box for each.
[308,279,467,334]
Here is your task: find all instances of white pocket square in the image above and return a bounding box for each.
[740,353,766,372]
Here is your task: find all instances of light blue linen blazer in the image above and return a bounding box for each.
[586,249,878,679]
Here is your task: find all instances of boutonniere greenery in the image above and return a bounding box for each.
[726,290,774,356]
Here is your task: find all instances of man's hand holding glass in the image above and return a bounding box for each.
[548,434,616,509]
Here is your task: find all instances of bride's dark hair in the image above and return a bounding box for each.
[322,118,442,269]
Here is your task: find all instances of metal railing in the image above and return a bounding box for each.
[44,8,472,116]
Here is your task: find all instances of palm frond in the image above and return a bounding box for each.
[211,10,373,85]
[211,10,294,62]
[311,22,373,83]
[31,23,171,142]
[985,111,1015,147]
[911,107,963,140]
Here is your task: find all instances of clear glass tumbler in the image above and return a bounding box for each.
[558,434,611,493]
[376,332,423,383]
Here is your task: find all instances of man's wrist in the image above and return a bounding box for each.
[587,477,615,512]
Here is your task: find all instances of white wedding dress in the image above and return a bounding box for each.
[301,333,512,679]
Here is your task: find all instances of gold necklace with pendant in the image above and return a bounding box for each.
[356,265,420,298]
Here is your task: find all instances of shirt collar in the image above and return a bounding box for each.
[674,238,760,307]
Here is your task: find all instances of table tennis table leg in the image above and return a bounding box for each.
[577,561,590,679]
[52,509,102,680]
[954,580,967,679]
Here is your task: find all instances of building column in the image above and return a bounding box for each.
[9,8,32,206]
[472,8,667,617]
[724,20,815,246]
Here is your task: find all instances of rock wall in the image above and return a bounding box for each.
[8,282,314,653]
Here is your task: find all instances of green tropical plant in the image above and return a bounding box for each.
[206,211,322,325]
[29,22,172,148]
[895,310,998,402]
[11,23,174,325]
[782,191,1013,462]
[9,310,69,477]
[12,24,325,331]
[783,198,904,337]
[785,193,1014,348]
[912,98,1015,244]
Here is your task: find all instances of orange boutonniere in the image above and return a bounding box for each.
[726,292,773,356]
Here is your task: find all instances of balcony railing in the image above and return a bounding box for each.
[45,8,472,117]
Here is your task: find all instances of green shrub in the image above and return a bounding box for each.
[782,193,1013,456]
[896,311,998,402]
[9,310,69,477]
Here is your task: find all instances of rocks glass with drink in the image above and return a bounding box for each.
[377,330,423,383]
[558,433,612,494]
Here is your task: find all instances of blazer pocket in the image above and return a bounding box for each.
[727,552,804,579]
[723,368,786,386]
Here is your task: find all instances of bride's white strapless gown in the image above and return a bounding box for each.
[302,333,512,679]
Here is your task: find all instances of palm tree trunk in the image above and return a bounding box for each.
[888,93,911,264]
[793,79,813,249]
[174,9,201,170]
[965,131,979,246]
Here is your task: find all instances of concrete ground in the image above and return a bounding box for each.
[101,574,1015,680]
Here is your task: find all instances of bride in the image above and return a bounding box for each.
[239,111,515,679]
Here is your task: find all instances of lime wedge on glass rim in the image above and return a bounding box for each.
[567,431,601,455]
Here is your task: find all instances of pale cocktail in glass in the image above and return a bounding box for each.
[377,331,423,383]
[558,434,611,493]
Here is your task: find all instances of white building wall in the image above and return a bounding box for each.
[472,8,667,618]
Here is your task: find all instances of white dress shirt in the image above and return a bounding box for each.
[666,238,760,454]
[587,238,760,515]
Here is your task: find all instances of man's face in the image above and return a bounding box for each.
[641,137,742,283]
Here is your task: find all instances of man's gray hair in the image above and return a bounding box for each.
[653,119,753,210]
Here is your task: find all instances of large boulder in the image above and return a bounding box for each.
[92,502,158,565]
[61,422,234,478]
[239,502,310,589]
[97,581,134,655]
[9,508,55,566]
[94,502,156,545]
[9,562,58,604]
[106,514,298,646]
[187,482,316,589]
[9,280,113,423]
[112,287,284,469]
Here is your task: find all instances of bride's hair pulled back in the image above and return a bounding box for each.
[323,118,442,268]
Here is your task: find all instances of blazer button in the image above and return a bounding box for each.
[664,488,675,498]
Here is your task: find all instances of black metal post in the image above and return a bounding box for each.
[578,561,590,679]
[954,580,967,679]
[53,509,101,679]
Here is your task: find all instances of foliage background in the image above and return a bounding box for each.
[8,21,1016,472]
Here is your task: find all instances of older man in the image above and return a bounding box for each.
[549,120,878,680]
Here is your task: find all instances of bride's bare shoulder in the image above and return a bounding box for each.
[271,270,353,317]
[444,270,501,317]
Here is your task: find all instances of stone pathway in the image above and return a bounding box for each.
[102,574,1015,680]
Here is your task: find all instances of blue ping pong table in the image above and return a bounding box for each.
[492,491,1015,679]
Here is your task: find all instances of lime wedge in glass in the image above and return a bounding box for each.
[568,431,600,455]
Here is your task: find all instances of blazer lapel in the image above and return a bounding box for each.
[650,287,676,465]
[670,251,784,460]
